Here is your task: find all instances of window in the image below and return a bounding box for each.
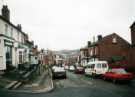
[102,64,107,68]
[97,64,101,68]
[17,31,19,41]
[90,50,93,56]
[112,37,117,43]
[5,46,12,66]
[10,27,13,37]
[90,64,95,69]
[19,51,23,64]
[5,24,8,35]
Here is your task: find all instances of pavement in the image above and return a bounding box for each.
[10,68,54,93]
[0,68,54,94]
[0,70,20,89]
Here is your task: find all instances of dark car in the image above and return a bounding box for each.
[102,68,134,83]
[75,66,84,74]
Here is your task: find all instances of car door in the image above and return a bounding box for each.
[102,63,108,74]
[96,63,102,74]
[85,66,91,75]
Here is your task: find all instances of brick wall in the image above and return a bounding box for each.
[98,33,130,63]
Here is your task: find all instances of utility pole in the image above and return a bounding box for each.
[93,36,95,61]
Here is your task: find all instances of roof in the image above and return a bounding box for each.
[80,47,88,51]
[0,15,27,36]
[130,21,135,28]
[91,33,130,46]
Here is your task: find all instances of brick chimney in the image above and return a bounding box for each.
[97,35,102,41]
[130,22,135,46]
[87,41,91,47]
[17,24,22,31]
[1,5,10,21]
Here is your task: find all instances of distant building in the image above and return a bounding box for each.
[55,54,64,65]
[39,49,55,66]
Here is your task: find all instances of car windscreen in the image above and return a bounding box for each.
[111,69,127,74]
[87,64,95,69]
[77,67,83,69]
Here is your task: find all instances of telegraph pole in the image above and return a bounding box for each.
[93,36,95,61]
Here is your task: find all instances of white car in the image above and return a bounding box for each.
[69,65,75,71]
[52,66,66,79]
[84,61,109,77]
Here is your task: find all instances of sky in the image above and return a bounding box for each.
[0,0,135,50]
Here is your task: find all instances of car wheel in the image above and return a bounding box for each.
[103,77,106,80]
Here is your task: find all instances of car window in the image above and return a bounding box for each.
[102,63,107,68]
[87,66,91,68]
[97,64,101,68]
[89,64,95,69]
[77,67,83,69]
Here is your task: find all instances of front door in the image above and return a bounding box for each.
[5,46,12,69]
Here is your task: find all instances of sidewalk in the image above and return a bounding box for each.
[0,70,20,89]
[12,69,54,93]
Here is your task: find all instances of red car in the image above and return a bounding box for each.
[103,68,134,83]
[75,66,84,74]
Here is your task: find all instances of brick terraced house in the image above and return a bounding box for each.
[80,33,131,68]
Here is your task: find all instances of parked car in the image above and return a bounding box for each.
[84,61,109,77]
[75,66,84,74]
[64,65,69,70]
[69,65,75,71]
[52,66,66,79]
[102,68,134,83]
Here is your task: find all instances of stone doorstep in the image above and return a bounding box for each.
[12,82,22,89]
[5,81,18,89]
[32,83,39,87]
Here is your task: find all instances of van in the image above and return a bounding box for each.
[84,61,109,77]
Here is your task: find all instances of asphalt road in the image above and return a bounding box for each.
[0,71,135,97]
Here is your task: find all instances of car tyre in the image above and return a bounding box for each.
[103,76,106,80]
[64,76,67,79]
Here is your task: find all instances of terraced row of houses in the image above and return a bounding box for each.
[0,5,38,72]
[79,22,135,72]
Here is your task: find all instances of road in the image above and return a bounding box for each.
[0,71,135,97]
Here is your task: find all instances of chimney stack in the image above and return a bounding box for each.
[97,35,102,41]
[2,5,10,21]
[88,41,91,47]
[130,22,135,46]
[17,24,22,31]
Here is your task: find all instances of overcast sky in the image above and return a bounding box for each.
[0,0,135,50]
